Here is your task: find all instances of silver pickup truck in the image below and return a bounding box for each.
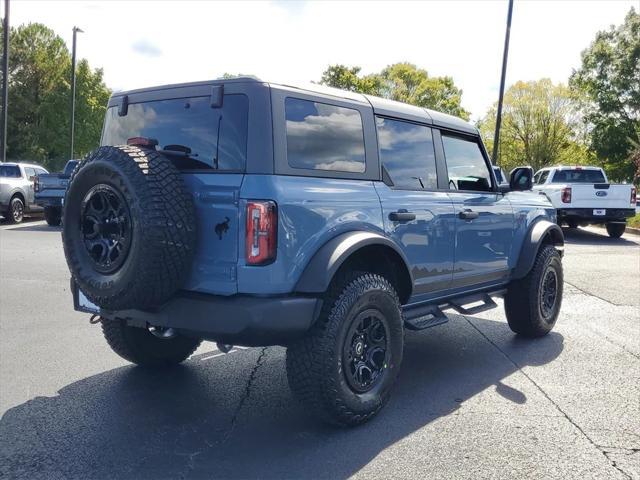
[0,162,48,223]
[34,160,78,226]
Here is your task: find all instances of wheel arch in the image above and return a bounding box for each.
[512,220,564,279]
[9,189,25,204]
[295,231,413,304]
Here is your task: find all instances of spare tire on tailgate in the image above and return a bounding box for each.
[62,145,196,311]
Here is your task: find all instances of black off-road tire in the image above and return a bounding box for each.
[7,196,24,224]
[62,146,196,311]
[101,318,201,367]
[286,271,404,426]
[505,245,563,337]
[44,206,62,226]
[605,222,625,238]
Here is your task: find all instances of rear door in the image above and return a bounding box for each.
[440,132,514,288]
[23,167,38,209]
[374,117,456,299]
[102,82,259,295]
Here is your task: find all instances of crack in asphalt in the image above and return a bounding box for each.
[464,316,633,480]
[180,347,269,480]
[564,281,640,361]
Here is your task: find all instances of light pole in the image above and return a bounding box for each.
[70,26,83,160]
[1,0,9,163]
[492,0,514,165]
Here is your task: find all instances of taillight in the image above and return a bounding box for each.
[34,176,39,192]
[126,136,158,148]
[246,200,277,265]
[631,187,637,205]
[561,187,572,203]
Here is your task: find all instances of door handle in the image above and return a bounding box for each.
[459,209,479,220]
[389,211,416,222]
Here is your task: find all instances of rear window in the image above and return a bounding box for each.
[102,94,248,171]
[0,165,20,178]
[285,97,365,173]
[551,169,605,183]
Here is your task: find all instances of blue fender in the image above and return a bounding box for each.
[512,220,564,279]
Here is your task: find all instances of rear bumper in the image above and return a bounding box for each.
[96,290,323,347]
[557,208,635,223]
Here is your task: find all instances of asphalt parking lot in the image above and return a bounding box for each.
[0,219,638,479]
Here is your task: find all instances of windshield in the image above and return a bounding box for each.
[101,94,248,171]
[551,169,606,183]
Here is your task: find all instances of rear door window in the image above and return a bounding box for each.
[376,117,437,190]
[442,135,493,192]
[102,94,249,171]
[285,97,365,173]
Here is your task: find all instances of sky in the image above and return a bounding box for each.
[7,0,639,121]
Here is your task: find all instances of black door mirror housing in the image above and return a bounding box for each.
[509,166,534,191]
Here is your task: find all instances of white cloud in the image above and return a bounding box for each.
[8,0,638,120]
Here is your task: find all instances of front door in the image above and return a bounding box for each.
[374,117,456,300]
[440,133,514,288]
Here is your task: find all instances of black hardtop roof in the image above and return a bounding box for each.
[110,76,477,135]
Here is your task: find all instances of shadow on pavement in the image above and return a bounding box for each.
[0,316,564,479]
[562,226,636,246]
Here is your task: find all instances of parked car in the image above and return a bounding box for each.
[35,160,78,226]
[62,78,564,426]
[0,162,48,223]
[533,165,636,238]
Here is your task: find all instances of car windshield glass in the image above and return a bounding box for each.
[551,169,605,183]
[0,165,20,178]
[63,161,78,175]
[102,94,248,171]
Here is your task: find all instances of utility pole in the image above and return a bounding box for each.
[492,0,514,165]
[70,26,83,160]
[1,0,9,162]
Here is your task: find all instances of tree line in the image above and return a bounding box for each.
[1,9,638,181]
[321,8,639,182]
[0,23,110,172]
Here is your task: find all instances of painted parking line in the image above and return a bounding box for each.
[0,220,48,230]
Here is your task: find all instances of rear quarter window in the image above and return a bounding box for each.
[0,165,21,178]
[101,94,248,171]
[285,97,365,173]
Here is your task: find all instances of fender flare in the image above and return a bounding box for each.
[512,220,564,279]
[295,231,413,294]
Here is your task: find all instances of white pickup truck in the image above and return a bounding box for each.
[533,166,636,238]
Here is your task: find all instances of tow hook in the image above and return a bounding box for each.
[216,342,234,353]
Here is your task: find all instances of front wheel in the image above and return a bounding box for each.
[505,245,563,337]
[6,197,24,224]
[605,222,625,238]
[101,318,201,367]
[44,206,62,226]
[286,272,404,426]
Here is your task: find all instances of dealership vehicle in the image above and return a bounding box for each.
[35,160,78,226]
[533,165,636,238]
[62,78,564,426]
[0,162,48,223]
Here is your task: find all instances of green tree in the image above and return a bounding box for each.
[0,22,110,171]
[320,62,469,120]
[479,79,585,173]
[570,8,640,182]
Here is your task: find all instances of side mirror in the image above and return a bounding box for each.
[509,166,534,191]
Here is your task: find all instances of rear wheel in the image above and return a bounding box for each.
[44,206,62,226]
[6,196,24,224]
[605,222,625,238]
[286,272,404,426]
[505,245,563,337]
[101,318,201,367]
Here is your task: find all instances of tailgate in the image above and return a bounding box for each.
[570,184,632,209]
[180,173,243,296]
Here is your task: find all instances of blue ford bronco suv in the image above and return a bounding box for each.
[62,77,564,426]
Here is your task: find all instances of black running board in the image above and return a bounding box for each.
[403,289,506,331]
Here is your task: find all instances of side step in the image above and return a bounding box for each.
[403,289,505,331]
